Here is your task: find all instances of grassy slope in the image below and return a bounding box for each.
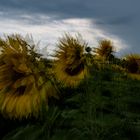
[0,66,140,140]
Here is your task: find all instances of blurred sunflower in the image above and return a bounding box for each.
[0,35,58,119]
[96,39,115,61]
[124,54,140,73]
[54,34,88,87]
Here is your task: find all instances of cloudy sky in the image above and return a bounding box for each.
[0,0,140,57]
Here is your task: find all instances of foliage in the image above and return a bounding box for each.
[0,34,140,140]
[1,66,140,140]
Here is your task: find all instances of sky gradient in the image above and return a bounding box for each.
[0,0,140,57]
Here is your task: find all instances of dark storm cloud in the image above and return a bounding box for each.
[0,0,139,18]
[0,0,140,55]
[96,16,135,26]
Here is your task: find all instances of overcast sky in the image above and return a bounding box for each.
[0,0,140,57]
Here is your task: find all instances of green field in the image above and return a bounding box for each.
[0,66,140,140]
[0,35,140,140]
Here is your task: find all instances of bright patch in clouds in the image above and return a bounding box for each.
[0,14,128,56]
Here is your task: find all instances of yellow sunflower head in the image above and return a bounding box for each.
[54,34,88,87]
[124,54,140,73]
[96,39,114,61]
[0,35,58,119]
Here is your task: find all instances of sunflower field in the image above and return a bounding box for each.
[0,34,140,140]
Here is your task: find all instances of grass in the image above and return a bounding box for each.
[0,34,140,140]
[0,66,140,140]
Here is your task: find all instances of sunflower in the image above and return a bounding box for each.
[54,34,88,87]
[124,54,140,73]
[0,35,58,119]
[96,39,114,61]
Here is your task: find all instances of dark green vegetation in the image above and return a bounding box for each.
[0,35,140,140]
[0,65,140,140]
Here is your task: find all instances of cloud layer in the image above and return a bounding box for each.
[0,0,140,56]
